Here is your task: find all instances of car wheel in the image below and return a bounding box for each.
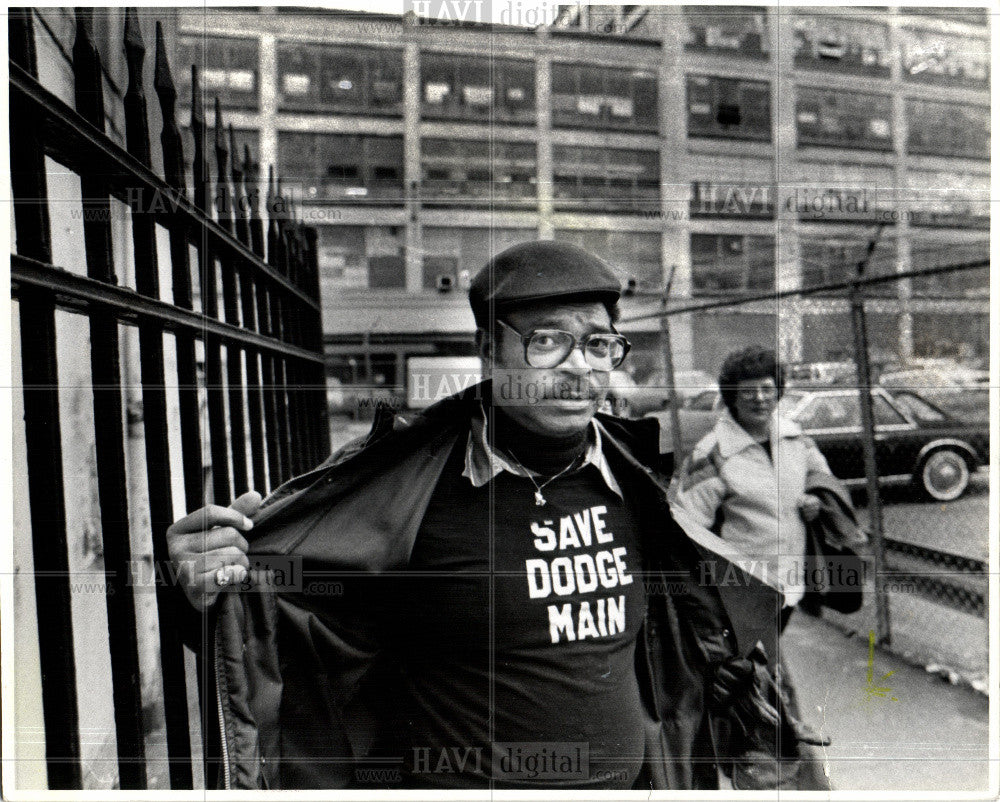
[918,448,970,501]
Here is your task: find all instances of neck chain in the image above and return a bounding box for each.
[504,448,583,506]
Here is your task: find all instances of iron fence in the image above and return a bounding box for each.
[9,8,327,789]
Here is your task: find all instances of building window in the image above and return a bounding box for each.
[901,29,989,89]
[555,230,662,292]
[553,146,659,209]
[317,225,406,290]
[552,63,657,131]
[910,313,988,362]
[177,35,258,108]
[421,139,536,202]
[422,228,529,292]
[277,43,403,114]
[799,237,896,297]
[907,171,989,229]
[551,5,659,40]
[277,133,403,203]
[907,100,988,160]
[796,88,892,150]
[687,76,770,141]
[683,6,768,57]
[901,7,988,26]
[793,15,890,76]
[421,54,535,123]
[801,312,899,362]
[689,181,774,218]
[690,234,774,295]
[786,186,895,224]
[910,239,988,298]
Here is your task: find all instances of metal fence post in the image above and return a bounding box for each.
[850,225,891,646]
[659,264,684,464]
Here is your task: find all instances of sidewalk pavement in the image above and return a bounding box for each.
[782,610,991,793]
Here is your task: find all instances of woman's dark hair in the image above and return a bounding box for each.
[717,346,785,416]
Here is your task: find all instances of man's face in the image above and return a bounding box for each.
[733,376,778,433]
[485,300,614,438]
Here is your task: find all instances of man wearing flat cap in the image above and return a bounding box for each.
[167,240,795,790]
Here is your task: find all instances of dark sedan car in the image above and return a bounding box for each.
[780,387,989,501]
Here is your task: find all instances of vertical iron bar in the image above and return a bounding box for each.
[257,287,282,490]
[73,9,147,788]
[190,74,231,506]
[9,10,83,788]
[265,166,278,266]
[155,22,205,514]
[245,146,265,260]
[213,98,233,234]
[230,126,250,247]
[123,10,193,788]
[659,264,683,466]
[240,285,267,491]
[213,102,248,495]
[190,65,209,214]
[269,293,292,482]
[304,227,330,460]
[157,28,220,786]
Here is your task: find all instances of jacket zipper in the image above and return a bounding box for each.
[214,628,232,790]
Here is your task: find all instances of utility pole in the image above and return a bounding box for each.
[850,223,891,645]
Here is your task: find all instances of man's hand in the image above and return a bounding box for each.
[166,490,262,611]
[797,493,820,523]
[711,656,755,711]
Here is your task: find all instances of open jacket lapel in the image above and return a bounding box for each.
[212,382,784,789]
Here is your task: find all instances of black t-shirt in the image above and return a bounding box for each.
[387,440,648,789]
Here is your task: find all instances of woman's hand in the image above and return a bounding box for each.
[797,493,820,523]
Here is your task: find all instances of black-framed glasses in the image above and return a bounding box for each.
[497,319,631,371]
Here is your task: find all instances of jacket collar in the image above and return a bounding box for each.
[714,408,803,460]
[462,401,623,499]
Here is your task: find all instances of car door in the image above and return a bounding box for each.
[790,391,864,480]
[869,390,920,478]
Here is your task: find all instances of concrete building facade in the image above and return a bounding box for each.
[176,5,989,396]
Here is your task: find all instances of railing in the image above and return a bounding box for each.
[9,8,327,789]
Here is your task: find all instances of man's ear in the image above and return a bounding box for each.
[475,328,494,362]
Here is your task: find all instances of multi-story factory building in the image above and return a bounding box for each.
[176,4,989,394]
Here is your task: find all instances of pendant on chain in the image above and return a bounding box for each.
[534,491,546,506]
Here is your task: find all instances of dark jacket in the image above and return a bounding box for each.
[801,470,868,615]
[208,381,783,789]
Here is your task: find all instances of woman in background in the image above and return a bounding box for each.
[674,345,833,789]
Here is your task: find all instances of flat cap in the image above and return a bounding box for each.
[468,240,622,318]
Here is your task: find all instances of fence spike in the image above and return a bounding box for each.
[266,165,278,266]
[230,125,250,246]
[245,144,265,258]
[123,7,144,57]
[153,21,185,192]
[190,64,209,212]
[122,8,151,168]
[214,97,233,231]
[153,20,175,98]
[9,7,38,73]
[73,8,105,128]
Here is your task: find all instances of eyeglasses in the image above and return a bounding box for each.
[737,384,778,400]
[496,319,631,371]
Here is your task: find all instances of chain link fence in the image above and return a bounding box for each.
[620,231,989,688]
